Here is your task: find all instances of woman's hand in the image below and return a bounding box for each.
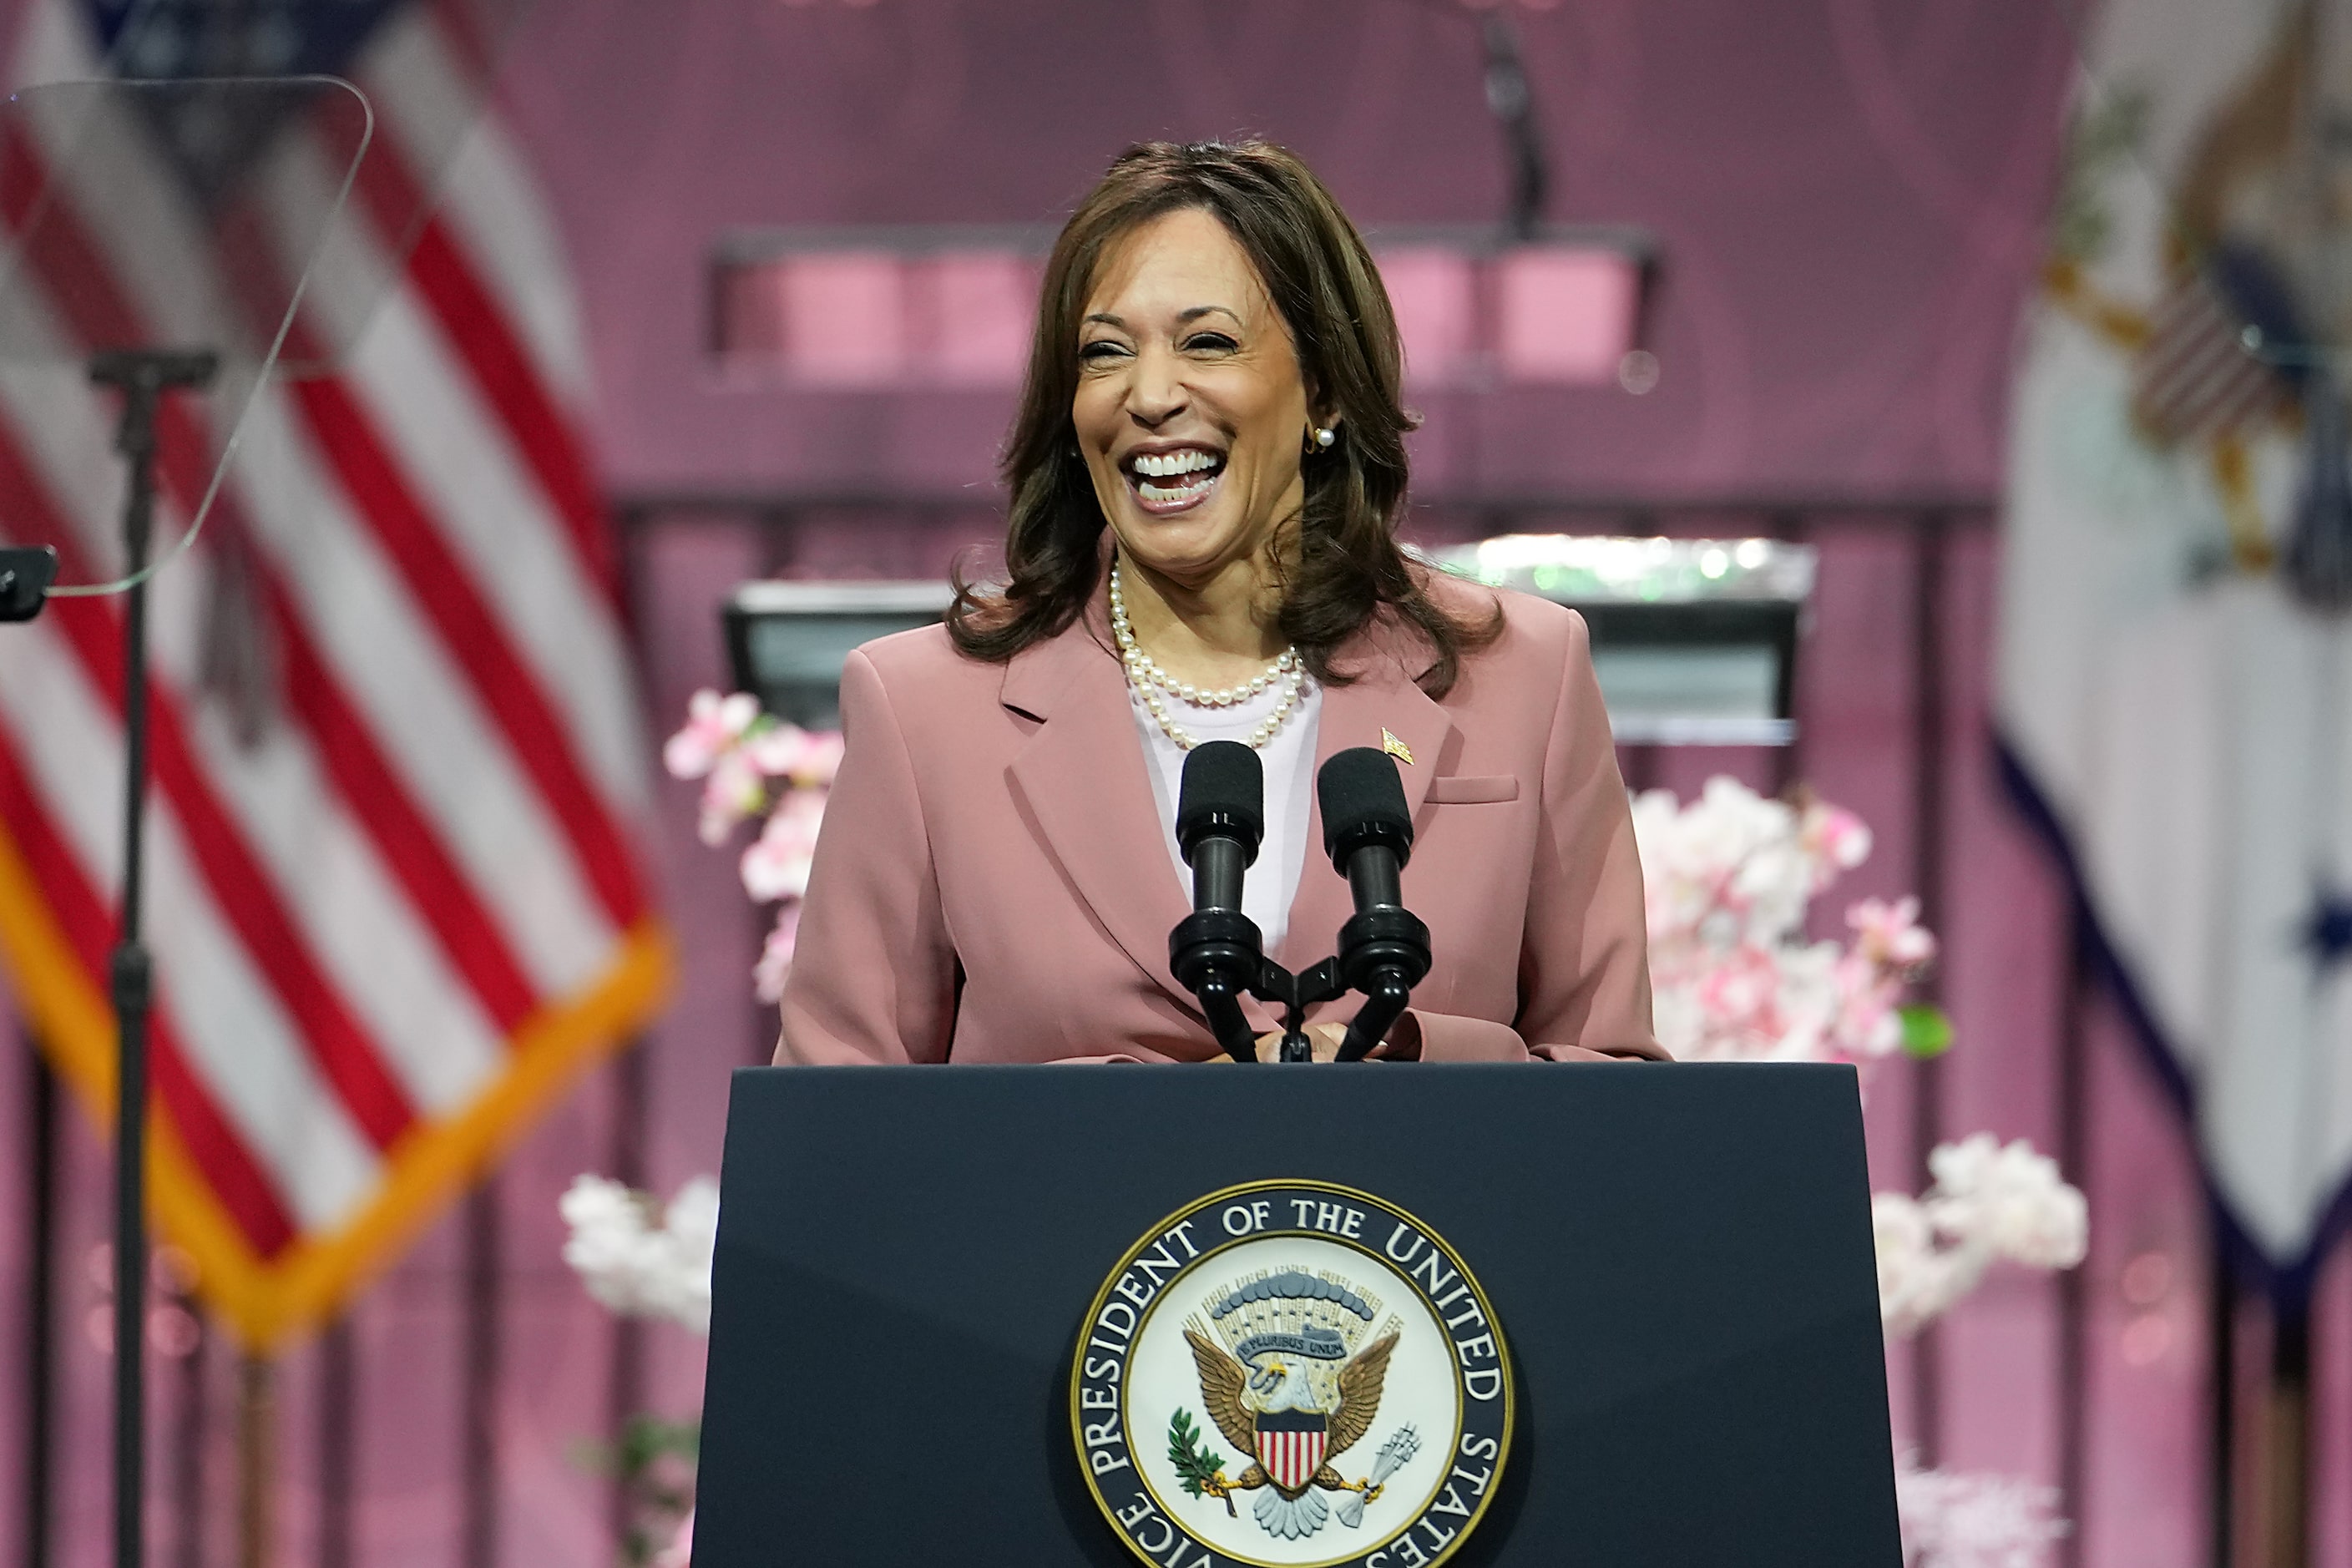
[1249,1022,1349,1062]
[1206,1016,1421,1062]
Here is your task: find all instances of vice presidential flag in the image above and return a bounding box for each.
[0,0,668,1348]
[2000,0,2352,1292]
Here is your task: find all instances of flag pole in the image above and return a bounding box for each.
[236,1353,276,1568]
[2265,1309,2309,1568]
[90,348,219,1568]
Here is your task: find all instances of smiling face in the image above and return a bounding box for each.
[1073,206,1318,593]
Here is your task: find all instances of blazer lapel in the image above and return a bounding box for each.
[1277,630,1460,972]
[1002,608,1196,1005]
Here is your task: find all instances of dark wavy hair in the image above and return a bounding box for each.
[947,139,1498,696]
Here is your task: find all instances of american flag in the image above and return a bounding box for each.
[2129,243,2302,447]
[0,0,666,1349]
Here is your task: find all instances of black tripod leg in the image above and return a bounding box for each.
[1334,974,1414,1063]
[1197,984,1260,1064]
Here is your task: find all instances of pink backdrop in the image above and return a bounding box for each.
[510,0,2076,504]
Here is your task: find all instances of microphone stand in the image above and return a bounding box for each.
[1331,944,1422,1063]
[1168,928,1411,1065]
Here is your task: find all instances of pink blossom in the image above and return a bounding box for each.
[664,690,761,781]
[1801,801,1874,882]
[653,1510,694,1568]
[797,729,845,785]
[1850,896,1936,970]
[1847,999,1904,1057]
[746,724,845,788]
[1631,776,1937,1070]
[753,903,802,1004]
[1693,944,1779,1033]
[696,751,769,846]
[740,790,827,903]
[1831,952,1904,1056]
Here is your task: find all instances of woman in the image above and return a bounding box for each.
[777,140,1663,1065]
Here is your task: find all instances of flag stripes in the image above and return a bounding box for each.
[0,438,421,1170]
[359,13,596,412]
[2130,271,2288,447]
[1257,1417,1328,1492]
[347,144,616,599]
[0,714,301,1254]
[283,367,645,925]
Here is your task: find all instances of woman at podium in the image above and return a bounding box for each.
[778,140,1664,1067]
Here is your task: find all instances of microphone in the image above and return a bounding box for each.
[1317,748,1433,1060]
[1170,741,1267,1063]
[1176,740,1263,914]
[1319,746,1414,910]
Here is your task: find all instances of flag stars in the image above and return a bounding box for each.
[2300,881,2352,976]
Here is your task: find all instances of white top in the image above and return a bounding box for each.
[1130,675,1323,956]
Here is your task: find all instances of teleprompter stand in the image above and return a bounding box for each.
[92,348,218,1568]
[694,1063,1903,1565]
[0,73,403,1568]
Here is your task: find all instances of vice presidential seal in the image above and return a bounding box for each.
[1072,1181,1512,1568]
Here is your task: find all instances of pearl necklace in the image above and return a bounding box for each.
[1109,560,1307,751]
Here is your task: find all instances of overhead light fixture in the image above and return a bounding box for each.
[709,223,1657,392]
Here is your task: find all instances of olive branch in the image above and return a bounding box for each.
[1166,1409,1234,1514]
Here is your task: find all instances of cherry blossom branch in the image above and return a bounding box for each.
[663,688,842,1000]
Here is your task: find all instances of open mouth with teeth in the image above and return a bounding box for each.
[1121,446,1227,513]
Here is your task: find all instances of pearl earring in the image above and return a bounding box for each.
[1314,427,1336,449]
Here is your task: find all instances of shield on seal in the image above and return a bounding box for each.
[1256,1408,1328,1492]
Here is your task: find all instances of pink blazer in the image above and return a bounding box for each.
[776,575,1665,1065]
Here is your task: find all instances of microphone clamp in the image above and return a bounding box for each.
[1169,909,1266,1065]
[1169,912,1353,1065]
[1329,906,1431,1061]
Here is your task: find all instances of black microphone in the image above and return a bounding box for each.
[1317,748,1432,1060]
[1176,741,1263,913]
[1318,746,1414,909]
[1170,741,1266,1063]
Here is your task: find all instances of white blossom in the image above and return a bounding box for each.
[1873,1194,1965,1338]
[1927,1136,2090,1272]
[1876,1139,2088,1337]
[559,1174,720,1335]
[1896,1454,2069,1567]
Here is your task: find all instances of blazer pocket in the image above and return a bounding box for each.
[1424,774,1519,805]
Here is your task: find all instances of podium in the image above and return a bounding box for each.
[695,1063,1901,1565]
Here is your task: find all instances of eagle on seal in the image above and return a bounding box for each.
[1181,1325,1399,1540]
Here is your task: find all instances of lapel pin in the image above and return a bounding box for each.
[1381,728,1414,766]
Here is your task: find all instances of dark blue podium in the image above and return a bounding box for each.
[694,1063,1900,1565]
